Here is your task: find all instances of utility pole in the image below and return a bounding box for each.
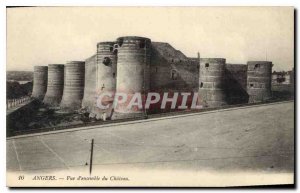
[197,52,201,70]
[89,139,94,175]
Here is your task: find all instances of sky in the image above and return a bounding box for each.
[6,7,294,71]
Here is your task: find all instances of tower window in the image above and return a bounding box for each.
[171,69,178,80]
[113,72,116,78]
[205,63,209,68]
[250,84,254,87]
[139,41,146,48]
[200,82,203,88]
[254,64,260,69]
[109,47,113,52]
[146,43,150,48]
[103,57,111,66]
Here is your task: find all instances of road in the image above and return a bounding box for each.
[7,101,294,176]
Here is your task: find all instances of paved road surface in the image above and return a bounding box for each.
[7,102,294,174]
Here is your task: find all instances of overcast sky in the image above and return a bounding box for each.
[7,7,294,71]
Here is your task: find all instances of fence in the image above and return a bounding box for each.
[6,96,31,110]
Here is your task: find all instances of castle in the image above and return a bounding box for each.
[31,36,275,120]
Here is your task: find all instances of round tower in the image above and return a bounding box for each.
[113,36,151,119]
[43,64,64,107]
[82,55,97,110]
[247,61,272,103]
[60,61,85,110]
[94,42,117,118]
[198,58,227,107]
[31,66,48,100]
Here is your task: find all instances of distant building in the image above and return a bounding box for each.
[272,70,293,85]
